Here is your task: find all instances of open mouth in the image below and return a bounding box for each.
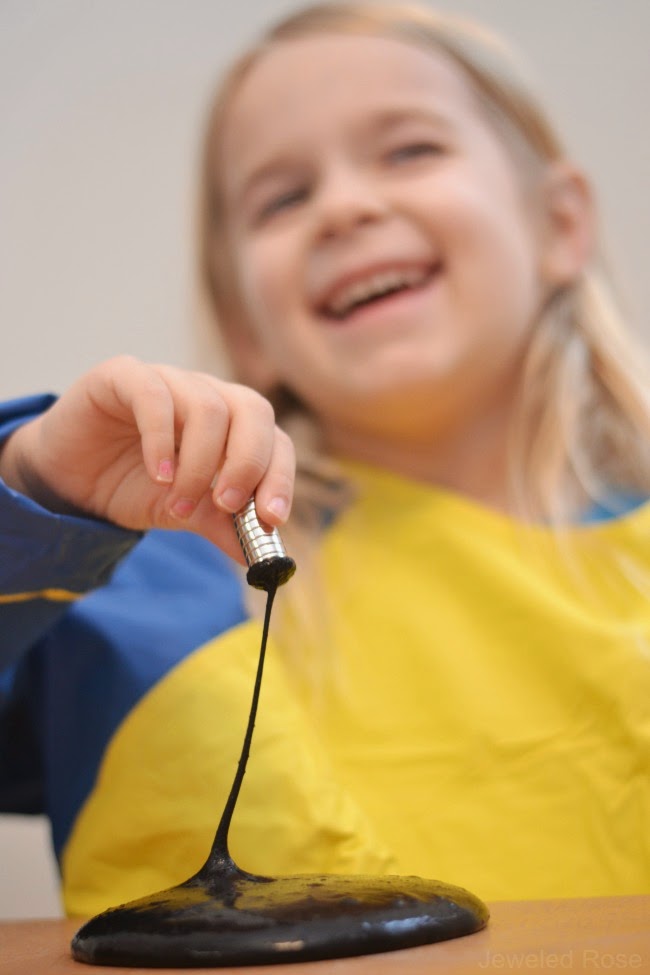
[317,264,440,322]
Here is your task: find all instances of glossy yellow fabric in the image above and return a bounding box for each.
[0,588,80,603]
[62,465,650,916]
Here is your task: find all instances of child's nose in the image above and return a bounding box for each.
[315,166,388,240]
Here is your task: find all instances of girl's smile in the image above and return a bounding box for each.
[217,33,551,455]
[312,260,439,324]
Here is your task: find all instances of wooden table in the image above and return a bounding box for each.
[1,897,648,974]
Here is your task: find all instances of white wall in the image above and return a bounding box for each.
[1,0,648,920]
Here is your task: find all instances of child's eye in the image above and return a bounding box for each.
[257,186,307,223]
[387,142,444,163]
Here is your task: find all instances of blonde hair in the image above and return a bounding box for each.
[199,1,650,533]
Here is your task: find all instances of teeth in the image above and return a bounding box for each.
[327,267,429,317]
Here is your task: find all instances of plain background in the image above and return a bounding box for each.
[1,0,648,920]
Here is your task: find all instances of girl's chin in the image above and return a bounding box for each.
[310,372,459,425]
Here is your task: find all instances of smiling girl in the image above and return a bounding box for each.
[1,3,649,916]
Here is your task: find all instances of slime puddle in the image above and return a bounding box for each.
[72,505,488,967]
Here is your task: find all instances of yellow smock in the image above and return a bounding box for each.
[62,464,650,915]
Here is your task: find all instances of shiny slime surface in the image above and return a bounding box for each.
[71,576,488,967]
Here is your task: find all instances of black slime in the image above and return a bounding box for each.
[71,502,488,967]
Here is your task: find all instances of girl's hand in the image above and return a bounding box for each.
[0,356,295,563]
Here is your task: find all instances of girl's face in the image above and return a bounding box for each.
[218,34,551,443]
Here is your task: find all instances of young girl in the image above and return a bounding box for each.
[1,2,649,917]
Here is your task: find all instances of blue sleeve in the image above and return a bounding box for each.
[0,395,142,671]
[0,394,145,817]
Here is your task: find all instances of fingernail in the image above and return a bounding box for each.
[266,496,289,522]
[216,487,247,513]
[157,459,174,483]
[170,498,196,520]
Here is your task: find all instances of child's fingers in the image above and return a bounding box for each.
[181,498,248,565]
[97,361,294,538]
[162,374,232,521]
[94,357,178,483]
[250,426,295,527]
[211,386,281,516]
[129,375,178,485]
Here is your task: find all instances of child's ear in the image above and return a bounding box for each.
[538,162,595,287]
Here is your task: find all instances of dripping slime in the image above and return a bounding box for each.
[71,499,488,966]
